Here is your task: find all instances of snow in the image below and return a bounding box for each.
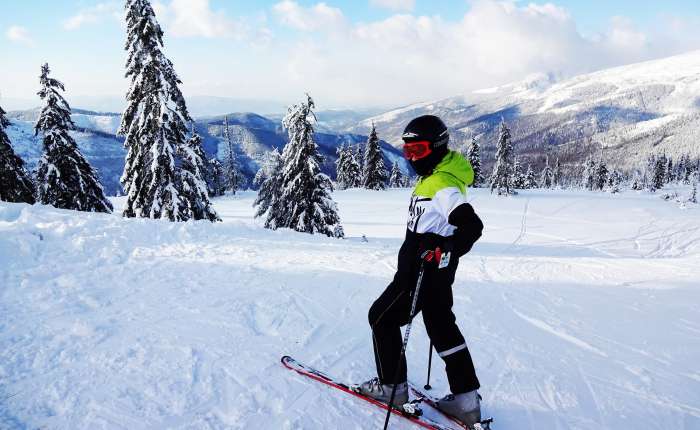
[72,114,121,135]
[1,188,700,429]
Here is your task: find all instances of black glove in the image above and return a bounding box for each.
[448,203,483,257]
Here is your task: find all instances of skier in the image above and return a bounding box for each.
[354,115,484,427]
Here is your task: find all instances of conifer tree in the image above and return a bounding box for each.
[631,173,642,191]
[490,120,514,195]
[665,157,675,183]
[222,115,243,194]
[682,155,693,183]
[253,148,284,229]
[362,123,388,190]
[389,160,406,188]
[583,156,597,190]
[335,144,363,189]
[553,158,562,188]
[345,146,362,188]
[276,94,342,236]
[355,144,364,179]
[333,224,345,239]
[691,158,700,184]
[609,170,622,194]
[335,144,352,190]
[689,181,697,204]
[641,169,649,190]
[676,155,685,182]
[651,156,666,191]
[0,104,35,203]
[467,137,484,187]
[119,0,190,220]
[540,157,554,188]
[511,157,525,189]
[35,64,112,213]
[595,160,609,191]
[207,158,226,197]
[524,164,538,189]
[178,123,219,221]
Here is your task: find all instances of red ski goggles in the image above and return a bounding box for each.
[402,141,432,161]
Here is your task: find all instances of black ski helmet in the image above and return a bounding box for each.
[402,115,450,176]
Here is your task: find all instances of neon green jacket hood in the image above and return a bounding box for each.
[414,151,475,198]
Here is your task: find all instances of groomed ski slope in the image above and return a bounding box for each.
[1,188,699,430]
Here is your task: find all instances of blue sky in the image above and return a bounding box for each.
[2,0,700,111]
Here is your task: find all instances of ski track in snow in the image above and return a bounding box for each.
[1,188,699,430]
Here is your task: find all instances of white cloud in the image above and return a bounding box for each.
[273,1,346,32]
[63,3,121,31]
[607,16,648,51]
[6,25,33,46]
[153,0,250,39]
[262,0,700,108]
[369,0,415,12]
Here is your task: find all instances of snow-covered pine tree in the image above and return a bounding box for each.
[355,144,364,179]
[277,94,342,236]
[689,181,698,204]
[683,155,694,184]
[651,156,666,191]
[34,64,112,213]
[389,160,406,188]
[609,170,622,194]
[207,158,226,197]
[362,123,388,190]
[334,144,351,190]
[553,158,562,188]
[583,156,597,190]
[222,115,242,194]
[511,157,525,189]
[665,157,675,183]
[0,104,35,203]
[595,160,609,191]
[467,137,484,187]
[119,0,190,221]
[675,155,685,183]
[177,122,219,221]
[540,157,554,188]
[631,173,642,190]
[345,145,362,188]
[490,120,515,195]
[689,157,700,184]
[524,164,538,189]
[253,148,284,229]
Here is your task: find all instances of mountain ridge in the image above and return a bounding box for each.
[354,50,700,171]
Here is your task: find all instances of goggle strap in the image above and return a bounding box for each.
[433,135,449,148]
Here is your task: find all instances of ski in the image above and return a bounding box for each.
[281,355,460,430]
[408,384,494,430]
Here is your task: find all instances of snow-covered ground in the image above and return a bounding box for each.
[1,188,699,430]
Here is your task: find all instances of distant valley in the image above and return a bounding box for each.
[5,108,406,196]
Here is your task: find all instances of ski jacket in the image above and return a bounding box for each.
[396,151,483,285]
[408,151,474,237]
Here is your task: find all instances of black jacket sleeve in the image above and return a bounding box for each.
[448,203,483,257]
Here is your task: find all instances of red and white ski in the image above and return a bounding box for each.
[281,355,460,430]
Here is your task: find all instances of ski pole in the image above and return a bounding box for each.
[424,342,433,390]
[383,251,434,430]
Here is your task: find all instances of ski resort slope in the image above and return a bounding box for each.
[1,189,699,430]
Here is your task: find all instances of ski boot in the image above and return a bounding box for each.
[436,390,483,429]
[352,377,408,409]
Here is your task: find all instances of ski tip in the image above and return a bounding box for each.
[281,355,292,363]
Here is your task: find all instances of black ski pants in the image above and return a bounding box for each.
[368,257,480,394]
